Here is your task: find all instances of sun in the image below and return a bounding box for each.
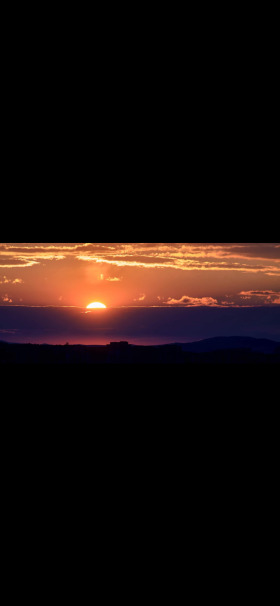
[86,302,107,309]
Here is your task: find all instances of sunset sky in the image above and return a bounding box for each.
[1,243,280,343]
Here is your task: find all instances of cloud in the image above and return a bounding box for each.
[133,294,146,302]
[238,290,280,305]
[164,291,280,308]
[1,276,24,284]
[105,277,122,282]
[75,243,280,276]
[165,296,219,307]
[2,294,13,302]
[1,243,280,277]
[0,258,39,268]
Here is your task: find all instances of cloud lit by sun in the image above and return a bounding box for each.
[1,243,280,309]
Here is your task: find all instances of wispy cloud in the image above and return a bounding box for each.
[1,243,280,277]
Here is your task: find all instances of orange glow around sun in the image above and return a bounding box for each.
[86,302,107,309]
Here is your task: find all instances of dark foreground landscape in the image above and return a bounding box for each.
[1,337,280,364]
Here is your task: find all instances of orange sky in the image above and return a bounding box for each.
[1,243,280,308]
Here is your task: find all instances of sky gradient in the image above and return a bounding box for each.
[1,243,280,344]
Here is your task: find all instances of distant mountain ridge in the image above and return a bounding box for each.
[177,336,280,354]
[1,336,280,363]
[1,335,280,354]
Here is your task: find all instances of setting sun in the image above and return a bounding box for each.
[86,302,107,309]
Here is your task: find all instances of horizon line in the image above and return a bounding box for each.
[1,335,280,346]
[1,304,280,310]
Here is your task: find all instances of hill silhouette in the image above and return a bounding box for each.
[178,336,279,354]
[0,336,280,363]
